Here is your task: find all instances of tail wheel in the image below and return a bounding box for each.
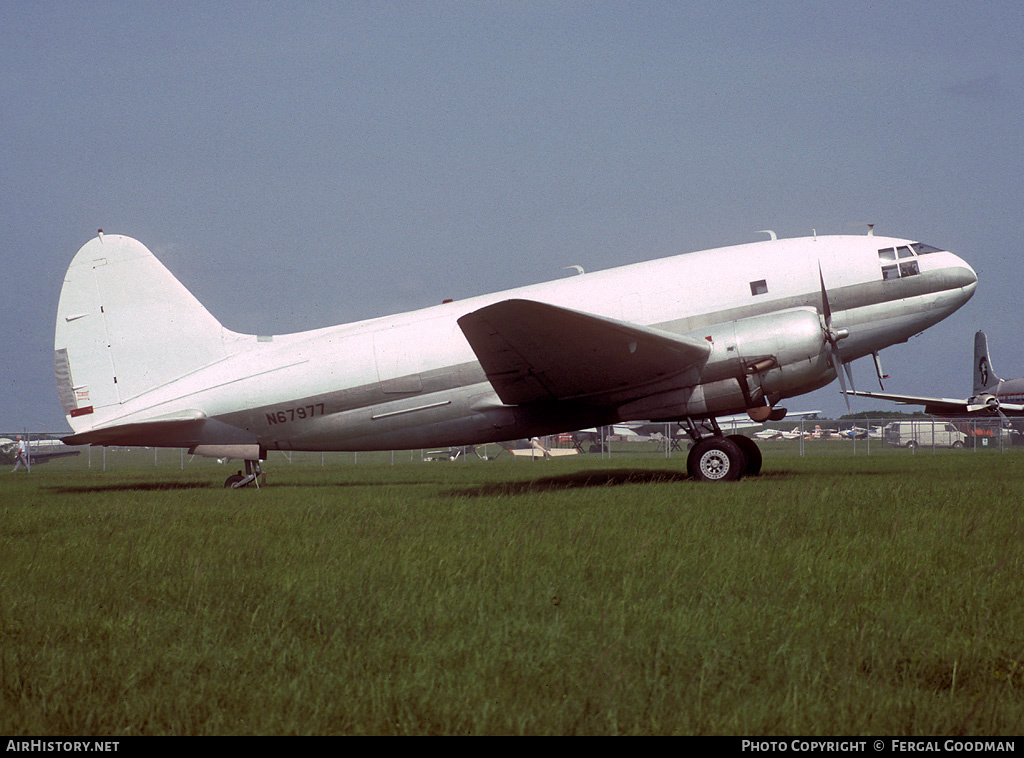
[687,437,746,482]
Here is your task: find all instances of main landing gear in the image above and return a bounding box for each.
[224,459,264,488]
[680,419,763,482]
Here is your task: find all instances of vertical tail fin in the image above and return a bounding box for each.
[973,330,1002,395]
[55,234,239,432]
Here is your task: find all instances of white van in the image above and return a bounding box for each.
[883,420,966,449]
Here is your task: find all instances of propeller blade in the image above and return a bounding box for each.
[844,359,856,394]
[819,262,853,413]
[829,343,852,414]
[818,264,832,325]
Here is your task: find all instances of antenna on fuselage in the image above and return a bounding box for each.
[867,223,875,236]
[756,230,777,241]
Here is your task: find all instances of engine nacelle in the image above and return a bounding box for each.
[705,306,829,396]
[617,307,832,420]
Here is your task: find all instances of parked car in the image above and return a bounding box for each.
[883,420,966,449]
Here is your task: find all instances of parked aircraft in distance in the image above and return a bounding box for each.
[842,425,884,440]
[0,436,80,465]
[504,437,580,459]
[616,409,821,438]
[851,331,1024,418]
[751,417,869,442]
[753,428,802,441]
[55,230,976,485]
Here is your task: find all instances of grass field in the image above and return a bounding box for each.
[2,447,1023,735]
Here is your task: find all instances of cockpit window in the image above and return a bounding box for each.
[899,260,920,277]
[878,246,920,280]
[911,242,944,255]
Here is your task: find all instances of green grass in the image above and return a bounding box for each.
[2,450,1023,735]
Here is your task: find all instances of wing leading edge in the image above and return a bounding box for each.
[457,299,711,405]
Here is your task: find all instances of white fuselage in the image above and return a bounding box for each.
[58,234,976,452]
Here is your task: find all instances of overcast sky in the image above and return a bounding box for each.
[3,1,1022,432]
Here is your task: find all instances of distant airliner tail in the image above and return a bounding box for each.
[54,233,236,433]
[973,330,1002,395]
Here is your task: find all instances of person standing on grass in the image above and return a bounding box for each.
[12,436,30,472]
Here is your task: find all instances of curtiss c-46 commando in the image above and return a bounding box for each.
[54,229,976,485]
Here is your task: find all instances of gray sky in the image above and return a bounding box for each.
[3,1,1022,431]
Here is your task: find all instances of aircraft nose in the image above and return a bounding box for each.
[951,254,978,294]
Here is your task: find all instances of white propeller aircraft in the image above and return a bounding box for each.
[54,229,976,485]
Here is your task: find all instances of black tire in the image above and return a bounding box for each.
[905,440,918,449]
[687,437,746,482]
[951,441,964,449]
[224,473,245,488]
[727,434,762,477]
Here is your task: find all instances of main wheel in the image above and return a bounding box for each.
[727,434,762,477]
[687,437,747,482]
[224,473,245,488]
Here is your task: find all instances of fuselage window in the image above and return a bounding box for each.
[750,279,768,296]
[899,260,920,277]
[912,242,943,255]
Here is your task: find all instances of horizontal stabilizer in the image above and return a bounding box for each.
[457,299,710,405]
[61,410,208,447]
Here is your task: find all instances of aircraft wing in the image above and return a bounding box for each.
[849,390,974,415]
[457,299,711,405]
[850,390,1024,417]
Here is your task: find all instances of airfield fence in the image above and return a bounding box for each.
[4,417,1021,474]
